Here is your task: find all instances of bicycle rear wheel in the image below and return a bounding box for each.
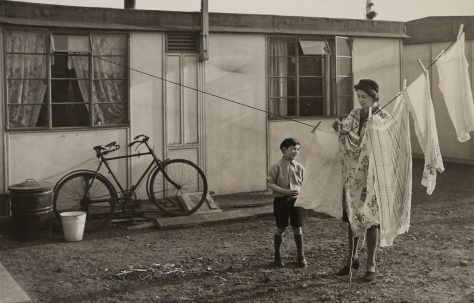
[53,171,117,232]
[148,159,208,216]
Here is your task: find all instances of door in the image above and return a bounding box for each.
[164,53,205,172]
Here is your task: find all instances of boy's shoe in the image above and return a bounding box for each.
[296,255,308,268]
[274,257,285,268]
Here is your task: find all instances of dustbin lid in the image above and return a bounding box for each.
[9,179,53,193]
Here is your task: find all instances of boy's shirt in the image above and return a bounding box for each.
[266,157,305,197]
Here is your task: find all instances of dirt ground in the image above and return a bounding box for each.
[0,159,473,303]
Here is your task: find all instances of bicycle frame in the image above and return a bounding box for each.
[86,141,180,207]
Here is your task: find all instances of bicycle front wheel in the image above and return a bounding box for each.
[149,159,208,216]
[53,171,117,232]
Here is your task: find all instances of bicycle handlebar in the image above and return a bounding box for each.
[93,135,150,157]
[129,135,149,147]
[134,134,149,141]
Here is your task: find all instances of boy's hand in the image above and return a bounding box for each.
[287,189,299,196]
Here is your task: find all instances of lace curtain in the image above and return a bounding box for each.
[68,34,127,125]
[6,29,47,127]
[269,39,290,116]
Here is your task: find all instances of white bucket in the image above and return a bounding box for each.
[60,211,87,241]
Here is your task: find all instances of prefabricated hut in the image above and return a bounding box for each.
[1,1,469,213]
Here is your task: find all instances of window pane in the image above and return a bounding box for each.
[336,57,352,76]
[93,79,127,103]
[269,98,279,117]
[299,97,324,116]
[51,54,89,79]
[269,97,296,118]
[52,103,90,127]
[287,98,297,116]
[93,56,127,79]
[6,54,47,79]
[93,103,128,126]
[51,80,89,103]
[92,34,128,55]
[270,77,296,98]
[166,55,181,144]
[299,40,328,55]
[336,96,353,116]
[299,56,324,76]
[269,39,296,57]
[52,35,90,52]
[299,77,323,96]
[8,104,47,128]
[7,80,47,105]
[269,56,296,76]
[336,38,351,56]
[5,29,47,53]
[337,76,353,96]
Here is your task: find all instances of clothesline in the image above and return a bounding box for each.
[92,55,333,132]
[93,18,474,136]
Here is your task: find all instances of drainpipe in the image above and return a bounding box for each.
[200,0,209,61]
[124,0,135,9]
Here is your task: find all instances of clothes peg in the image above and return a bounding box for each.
[458,24,464,39]
[402,78,407,90]
[417,59,426,72]
[434,24,463,61]
[310,121,322,134]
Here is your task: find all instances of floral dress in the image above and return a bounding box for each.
[339,107,380,234]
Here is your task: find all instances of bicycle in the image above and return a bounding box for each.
[53,134,208,232]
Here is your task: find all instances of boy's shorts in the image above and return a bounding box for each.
[273,196,303,228]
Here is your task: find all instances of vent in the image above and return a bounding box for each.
[167,32,199,53]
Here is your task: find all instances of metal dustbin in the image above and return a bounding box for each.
[9,179,53,241]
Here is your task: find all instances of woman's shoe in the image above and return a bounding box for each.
[352,258,360,270]
[336,266,350,276]
[363,271,376,282]
[336,258,359,276]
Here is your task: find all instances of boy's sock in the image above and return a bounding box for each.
[274,234,284,268]
[294,233,307,268]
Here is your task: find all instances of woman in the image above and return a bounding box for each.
[332,79,382,282]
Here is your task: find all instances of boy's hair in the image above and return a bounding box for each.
[280,137,300,152]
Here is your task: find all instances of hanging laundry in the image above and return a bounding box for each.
[295,121,343,218]
[343,107,380,239]
[404,64,444,195]
[363,95,412,247]
[435,26,474,142]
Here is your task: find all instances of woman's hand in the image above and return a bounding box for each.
[348,131,360,143]
[332,119,342,131]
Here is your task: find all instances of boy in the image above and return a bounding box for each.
[266,138,307,268]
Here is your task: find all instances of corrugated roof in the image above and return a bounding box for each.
[0,1,409,38]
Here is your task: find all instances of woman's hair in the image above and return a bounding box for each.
[280,137,300,152]
[354,79,379,101]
